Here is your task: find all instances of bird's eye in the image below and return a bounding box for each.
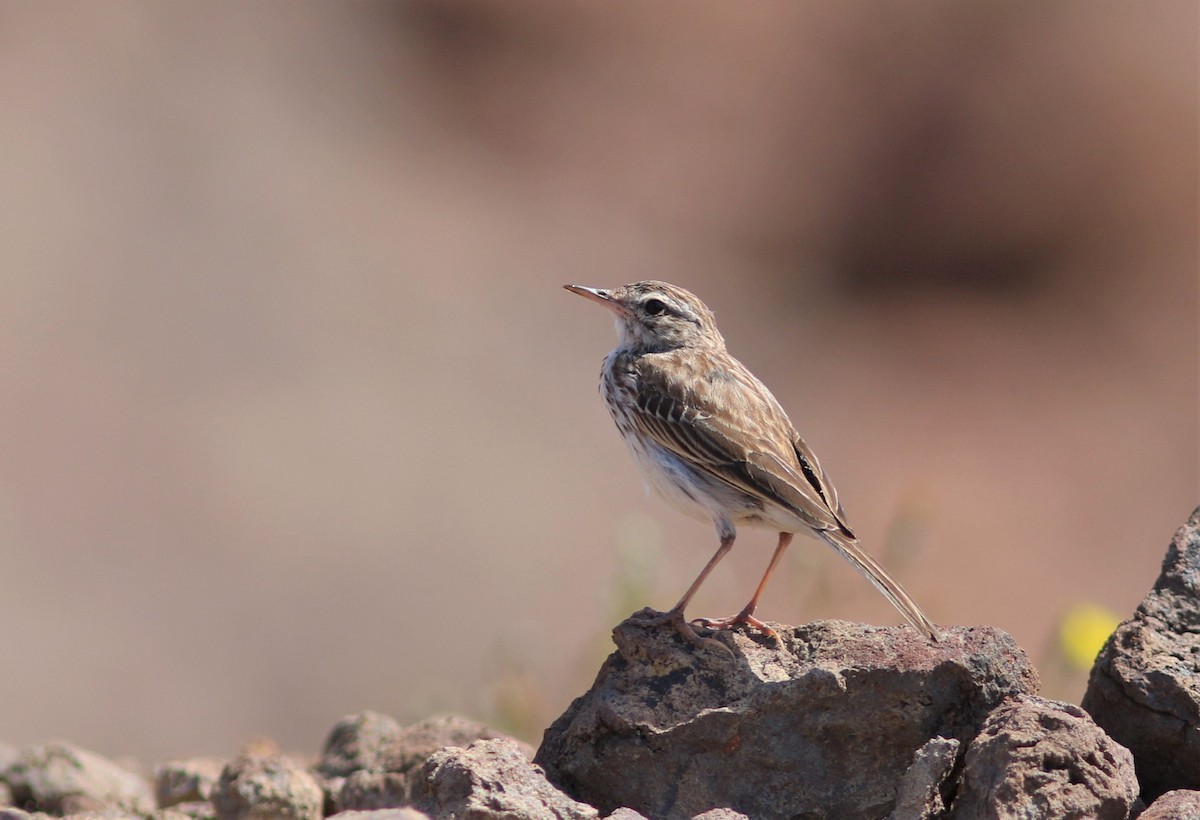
[644,298,668,316]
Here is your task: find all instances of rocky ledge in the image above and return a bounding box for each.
[536,619,1039,818]
[3,507,1200,819]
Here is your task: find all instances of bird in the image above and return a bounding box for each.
[564,280,939,648]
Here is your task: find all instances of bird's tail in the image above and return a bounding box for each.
[819,529,941,642]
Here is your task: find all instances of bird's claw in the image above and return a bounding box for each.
[692,609,781,642]
[630,607,734,656]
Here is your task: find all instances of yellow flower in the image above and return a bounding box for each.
[1059,604,1121,671]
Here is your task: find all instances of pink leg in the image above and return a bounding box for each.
[631,522,736,652]
[670,530,735,613]
[694,532,793,640]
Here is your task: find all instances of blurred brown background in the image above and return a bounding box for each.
[0,1,1195,761]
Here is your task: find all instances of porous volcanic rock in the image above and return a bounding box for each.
[3,812,142,820]
[952,695,1138,819]
[317,712,405,779]
[333,772,409,814]
[536,617,1039,819]
[152,802,218,819]
[317,712,528,813]
[1083,506,1200,801]
[414,738,597,819]
[1138,789,1200,819]
[211,753,323,820]
[886,736,960,820]
[155,757,224,808]
[327,810,432,819]
[2,742,154,816]
[0,744,14,807]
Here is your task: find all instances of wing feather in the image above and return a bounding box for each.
[629,351,845,531]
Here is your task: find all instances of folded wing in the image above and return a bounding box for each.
[630,352,847,534]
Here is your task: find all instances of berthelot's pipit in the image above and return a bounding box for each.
[565,280,939,647]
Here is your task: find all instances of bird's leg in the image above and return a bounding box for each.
[694,532,793,640]
[670,525,736,614]
[631,521,736,652]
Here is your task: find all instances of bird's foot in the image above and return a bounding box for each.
[629,607,733,656]
[692,608,780,642]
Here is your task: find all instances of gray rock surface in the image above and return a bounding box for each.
[155,757,224,808]
[211,753,323,820]
[1138,789,1200,820]
[952,695,1138,820]
[887,737,960,820]
[327,810,432,819]
[333,772,409,814]
[2,743,154,816]
[0,744,14,806]
[536,618,1038,820]
[415,738,598,819]
[317,712,525,812]
[317,712,405,779]
[392,715,533,772]
[1083,506,1200,802]
[151,802,218,820]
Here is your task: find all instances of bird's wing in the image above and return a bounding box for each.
[790,432,850,527]
[629,352,843,532]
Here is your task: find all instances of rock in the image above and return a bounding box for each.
[314,711,403,814]
[886,737,960,820]
[414,738,598,819]
[603,810,648,820]
[0,811,38,820]
[317,776,345,816]
[2,743,154,816]
[333,771,409,813]
[1139,789,1200,819]
[536,618,1038,819]
[0,743,16,765]
[150,802,218,820]
[317,712,404,779]
[327,811,431,819]
[1083,506,1200,802]
[155,758,224,807]
[211,753,323,820]
[318,713,527,812]
[392,715,533,772]
[690,811,749,820]
[0,743,16,805]
[952,695,1138,820]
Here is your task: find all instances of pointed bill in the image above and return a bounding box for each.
[563,284,634,318]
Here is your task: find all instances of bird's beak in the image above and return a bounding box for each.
[563,285,633,318]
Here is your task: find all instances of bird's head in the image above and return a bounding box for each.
[563,280,724,352]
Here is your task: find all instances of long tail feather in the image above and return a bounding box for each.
[819,529,941,642]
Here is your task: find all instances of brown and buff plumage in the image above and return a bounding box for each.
[566,280,939,648]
